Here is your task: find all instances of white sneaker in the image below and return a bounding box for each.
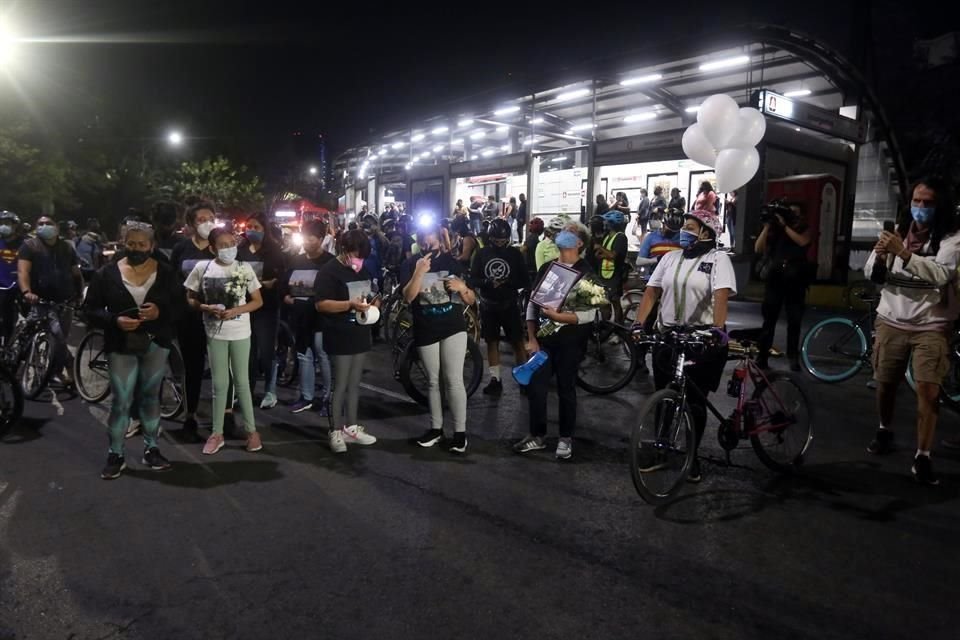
[342,425,377,446]
[329,430,347,453]
[556,438,573,460]
[259,392,278,410]
[125,421,141,439]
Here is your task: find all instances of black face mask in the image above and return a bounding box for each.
[682,238,716,259]
[126,250,150,266]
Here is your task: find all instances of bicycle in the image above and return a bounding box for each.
[1,298,74,400]
[629,327,813,504]
[0,284,25,437]
[390,317,483,406]
[800,293,878,383]
[576,318,638,395]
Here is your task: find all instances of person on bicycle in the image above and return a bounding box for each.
[470,218,529,397]
[0,211,24,342]
[535,216,566,270]
[399,216,477,454]
[631,209,737,483]
[596,210,629,325]
[17,215,83,386]
[84,222,185,479]
[514,224,594,461]
[863,177,960,485]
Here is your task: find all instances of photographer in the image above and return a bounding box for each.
[754,202,813,371]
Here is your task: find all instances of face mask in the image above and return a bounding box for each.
[246,230,264,245]
[126,250,150,266]
[37,225,58,241]
[0,225,12,237]
[217,247,237,264]
[196,222,215,240]
[349,257,364,273]
[678,230,699,249]
[911,206,935,226]
[555,230,579,249]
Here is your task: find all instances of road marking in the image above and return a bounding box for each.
[360,382,417,404]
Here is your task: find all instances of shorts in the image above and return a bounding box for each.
[480,304,523,343]
[872,320,949,385]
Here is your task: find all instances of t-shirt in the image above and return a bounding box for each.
[695,191,718,212]
[314,258,374,355]
[470,244,529,306]
[170,238,214,281]
[398,251,467,346]
[647,249,737,329]
[535,237,560,270]
[639,230,683,262]
[184,260,262,341]
[523,235,540,276]
[0,237,23,288]
[283,252,335,343]
[769,223,811,263]
[238,243,285,313]
[17,238,79,302]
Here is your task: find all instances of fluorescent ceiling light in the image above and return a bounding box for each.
[530,117,544,125]
[620,73,663,86]
[500,144,510,151]
[481,149,495,157]
[523,137,535,146]
[556,88,590,101]
[431,126,449,134]
[457,118,474,127]
[377,149,388,155]
[570,122,595,132]
[451,138,463,145]
[432,144,444,152]
[496,125,509,132]
[685,106,701,113]
[784,89,811,97]
[549,156,567,163]
[624,112,657,123]
[494,105,521,116]
[405,163,412,170]
[391,141,406,149]
[469,131,486,140]
[699,55,750,71]
[471,155,478,160]
[411,133,425,142]
[420,151,431,158]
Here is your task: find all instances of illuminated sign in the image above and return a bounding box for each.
[754,90,865,143]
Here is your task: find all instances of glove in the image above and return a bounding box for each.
[630,324,646,342]
[710,327,730,347]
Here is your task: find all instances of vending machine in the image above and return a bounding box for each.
[766,174,842,281]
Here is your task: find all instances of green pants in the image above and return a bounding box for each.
[208,337,256,435]
[107,343,169,455]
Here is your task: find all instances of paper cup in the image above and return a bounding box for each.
[357,306,380,326]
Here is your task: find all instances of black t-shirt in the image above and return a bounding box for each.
[470,244,529,307]
[283,252,334,344]
[398,251,467,346]
[770,223,811,263]
[523,235,540,276]
[314,258,374,355]
[170,238,213,281]
[516,201,527,223]
[238,242,286,313]
[17,238,79,302]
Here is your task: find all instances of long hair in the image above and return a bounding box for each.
[896,176,957,254]
[245,212,279,249]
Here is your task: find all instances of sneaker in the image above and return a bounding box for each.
[941,436,960,451]
[125,420,142,439]
[687,458,703,484]
[329,429,347,453]
[141,447,171,471]
[202,433,225,455]
[449,432,468,454]
[259,392,278,410]
[290,398,314,414]
[415,428,444,448]
[180,417,202,444]
[101,453,126,480]
[912,455,940,486]
[513,435,546,454]
[867,428,894,455]
[556,437,572,460]
[343,425,376,446]
[245,431,263,453]
[482,378,503,396]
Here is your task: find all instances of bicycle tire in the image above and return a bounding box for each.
[577,323,637,395]
[0,364,24,439]
[800,317,868,383]
[748,372,813,473]
[74,330,111,403]
[160,345,185,419]
[399,337,484,407]
[629,388,696,505]
[464,307,481,343]
[19,332,55,400]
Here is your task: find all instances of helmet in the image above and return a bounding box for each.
[547,217,566,232]
[601,211,626,228]
[663,209,684,232]
[684,209,721,237]
[488,218,511,241]
[528,217,544,234]
[588,215,606,236]
[0,210,20,225]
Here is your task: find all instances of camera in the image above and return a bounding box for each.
[759,199,795,226]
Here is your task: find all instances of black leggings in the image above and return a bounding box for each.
[760,268,807,359]
[249,309,279,395]
[178,313,208,416]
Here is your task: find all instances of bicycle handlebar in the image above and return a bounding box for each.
[630,326,718,350]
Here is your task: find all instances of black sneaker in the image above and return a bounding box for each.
[414,428,443,448]
[482,378,503,396]
[867,429,894,455]
[449,432,468,454]
[142,447,172,471]
[180,417,202,444]
[101,453,126,480]
[912,455,940,486]
[687,458,703,484]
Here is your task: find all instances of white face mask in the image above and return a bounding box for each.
[196,222,216,240]
[217,247,237,264]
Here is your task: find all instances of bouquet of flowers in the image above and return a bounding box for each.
[213,269,253,311]
[537,277,610,338]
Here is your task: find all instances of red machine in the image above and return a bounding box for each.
[766,174,842,281]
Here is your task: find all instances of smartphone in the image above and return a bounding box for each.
[882,220,895,234]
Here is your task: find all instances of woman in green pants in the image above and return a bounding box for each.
[184,227,264,455]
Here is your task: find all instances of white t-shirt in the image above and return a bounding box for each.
[647,249,737,328]
[184,260,262,341]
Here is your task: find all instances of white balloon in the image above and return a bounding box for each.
[729,107,767,149]
[681,124,717,167]
[715,147,760,192]
[697,94,741,149]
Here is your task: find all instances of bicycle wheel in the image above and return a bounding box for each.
[19,332,55,400]
[0,364,24,439]
[800,317,868,383]
[160,346,185,419]
[629,388,696,504]
[577,323,637,394]
[749,372,813,472]
[623,301,642,327]
[399,337,483,407]
[464,307,481,343]
[74,330,111,403]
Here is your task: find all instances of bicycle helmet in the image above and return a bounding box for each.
[488,218,511,241]
[547,217,566,232]
[601,210,626,228]
[528,217,544,235]
[684,209,721,237]
[663,208,684,232]
[0,210,20,225]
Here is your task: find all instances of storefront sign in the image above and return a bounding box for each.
[755,90,865,143]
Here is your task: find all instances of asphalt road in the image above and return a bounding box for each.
[1,302,958,640]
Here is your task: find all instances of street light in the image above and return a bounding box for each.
[167,130,183,147]
[0,19,19,66]
[309,166,318,175]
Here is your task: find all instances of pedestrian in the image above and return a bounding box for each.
[451,215,478,269]
[695,181,718,213]
[482,195,500,222]
[239,213,287,410]
[754,202,814,371]
[399,217,477,454]
[516,193,528,243]
[185,227,264,455]
[522,217,543,281]
[471,218,529,396]
[593,194,609,220]
[76,218,104,280]
[595,211,629,325]
[863,177,960,485]
[668,188,686,213]
[514,225,595,460]
[468,198,484,235]
[648,186,668,231]
[535,217,565,269]
[0,211,24,342]
[452,199,470,219]
[314,229,380,453]
[635,188,651,236]
[84,222,184,479]
[631,209,736,483]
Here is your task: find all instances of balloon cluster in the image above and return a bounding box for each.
[681,94,766,193]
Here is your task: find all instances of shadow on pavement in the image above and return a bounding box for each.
[126,459,284,488]
[0,416,50,445]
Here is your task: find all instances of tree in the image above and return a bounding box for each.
[170,156,264,213]
[0,123,75,216]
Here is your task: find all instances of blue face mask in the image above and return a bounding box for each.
[678,230,699,248]
[246,230,264,245]
[911,206,935,226]
[37,225,58,241]
[555,230,579,250]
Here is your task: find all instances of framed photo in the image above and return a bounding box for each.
[531,262,583,311]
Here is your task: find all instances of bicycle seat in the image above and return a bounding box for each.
[728,328,764,344]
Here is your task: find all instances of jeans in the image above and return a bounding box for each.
[760,267,807,360]
[298,332,332,402]
[470,217,481,235]
[106,344,169,455]
[208,337,256,435]
[330,352,367,430]
[178,313,208,415]
[417,332,468,432]
[250,309,279,396]
[527,339,580,438]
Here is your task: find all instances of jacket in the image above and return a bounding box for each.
[83,261,186,353]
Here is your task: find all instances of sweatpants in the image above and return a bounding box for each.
[208,337,256,436]
[106,344,169,455]
[418,332,468,432]
[329,352,367,431]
